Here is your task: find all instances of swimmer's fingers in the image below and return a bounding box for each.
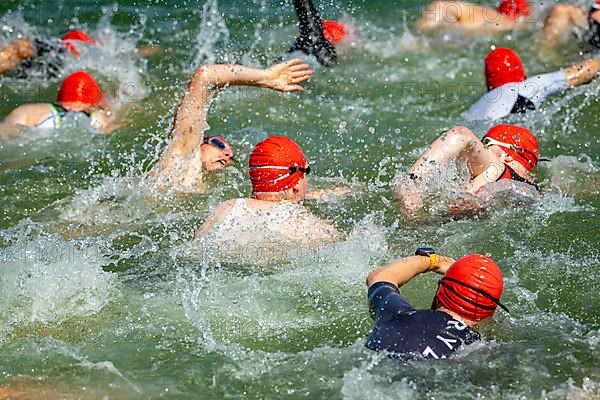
[289,62,311,72]
[291,71,313,84]
[281,84,304,92]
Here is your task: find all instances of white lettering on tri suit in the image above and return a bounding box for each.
[436,335,458,349]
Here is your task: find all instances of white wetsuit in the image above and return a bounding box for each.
[465,71,569,121]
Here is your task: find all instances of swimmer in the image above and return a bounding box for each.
[394,125,540,218]
[366,250,507,360]
[466,47,600,121]
[541,1,600,48]
[289,0,350,66]
[148,58,312,192]
[0,70,115,134]
[0,29,159,79]
[194,136,340,247]
[416,0,530,33]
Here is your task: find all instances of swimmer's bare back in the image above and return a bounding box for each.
[149,59,312,193]
[194,198,340,245]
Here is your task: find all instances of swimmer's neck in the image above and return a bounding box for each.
[251,191,302,203]
[436,307,478,329]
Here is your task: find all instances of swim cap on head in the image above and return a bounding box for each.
[498,0,530,19]
[249,136,308,193]
[62,30,95,57]
[484,124,539,171]
[322,20,348,45]
[434,254,504,322]
[485,47,526,90]
[593,0,600,10]
[57,71,103,105]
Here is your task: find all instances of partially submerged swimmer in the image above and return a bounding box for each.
[466,47,600,121]
[417,0,530,34]
[0,29,159,79]
[0,70,115,134]
[289,0,351,66]
[148,58,312,192]
[541,1,600,49]
[366,250,507,360]
[195,136,340,248]
[395,124,540,218]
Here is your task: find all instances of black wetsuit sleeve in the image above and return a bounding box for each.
[368,282,415,321]
[289,0,337,67]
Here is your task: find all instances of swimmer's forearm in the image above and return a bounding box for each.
[366,256,434,288]
[564,59,600,86]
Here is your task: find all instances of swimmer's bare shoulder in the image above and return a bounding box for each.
[194,199,238,239]
[2,103,53,128]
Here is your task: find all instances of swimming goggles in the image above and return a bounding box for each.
[249,165,311,183]
[482,137,538,165]
[204,136,228,150]
[438,276,510,313]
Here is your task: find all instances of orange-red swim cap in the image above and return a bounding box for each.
[249,136,308,193]
[57,71,103,105]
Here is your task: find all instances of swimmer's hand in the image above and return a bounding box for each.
[261,58,313,92]
[430,256,455,275]
[306,186,351,201]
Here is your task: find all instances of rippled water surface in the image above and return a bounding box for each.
[1,0,599,399]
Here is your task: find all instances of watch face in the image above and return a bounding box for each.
[416,247,436,256]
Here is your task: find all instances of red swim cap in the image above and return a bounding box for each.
[57,71,103,105]
[484,124,539,171]
[434,254,504,322]
[249,136,308,193]
[593,0,600,10]
[322,20,348,45]
[498,0,530,19]
[62,30,95,58]
[485,47,526,90]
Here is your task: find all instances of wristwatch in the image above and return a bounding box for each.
[415,247,437,271]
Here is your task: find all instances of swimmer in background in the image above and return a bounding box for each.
[288,0,352,67]
[366,250,507,360]
[540,1,600,49]
[416,0,531,34]
[394,124,540,218]
[194,136,340,247]
[0,30,160,79]
[465,47,600,121]
[0,70,116,135]
[148,58,313,192]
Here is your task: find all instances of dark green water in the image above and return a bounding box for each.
[0,0,599,399]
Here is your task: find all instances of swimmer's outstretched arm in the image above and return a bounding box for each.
[366,254,455,288]
[151,59,312,191]
[0,38,34,74]
[169,58,312,156]
[563,59,600,87]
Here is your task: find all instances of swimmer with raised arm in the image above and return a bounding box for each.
[366,250,507,360]
[149,59,313,192]
[0,71,115,135]
[289,0,351,66]
[417,0,530,34]
[194,136,340,247]
[395,124,540,218]
[541,1,600,48]
[466,47,600,121]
